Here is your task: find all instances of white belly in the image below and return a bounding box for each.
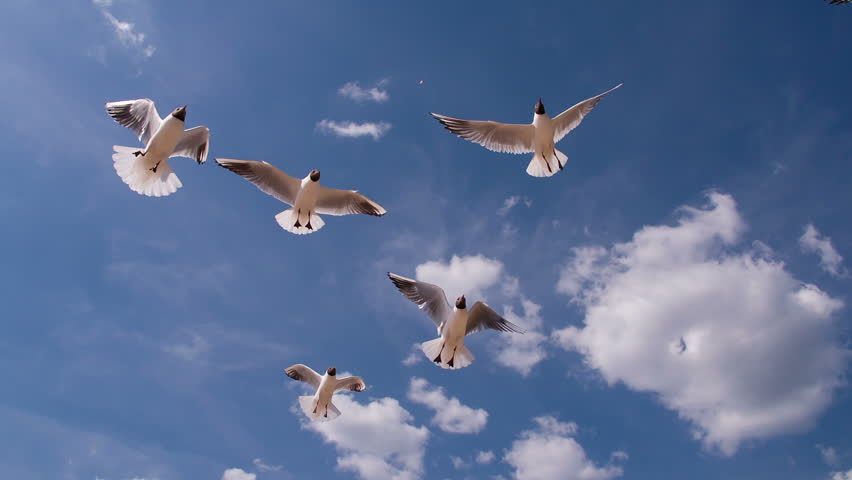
[145,118,184,163]
[294,181,320,223]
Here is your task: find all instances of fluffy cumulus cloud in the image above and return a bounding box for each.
[302,395,429,480]
[832,470,852,480]
[504,417,624,480]
[317,120,391,140]
[338,80,390,103]
[407,377,488,434]
[495,298,547,376]
[222,468,256,480]
[413,255,548,375]
[415,254,504,301]
[800,224,845,276]
[555,192,849,455]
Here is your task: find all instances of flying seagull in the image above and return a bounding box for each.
[387,272,524,370]
[105,99,209,197]
[285,364,366,421]
[826,0,850,4]
[215,159,387,235]
[431,84,621,178]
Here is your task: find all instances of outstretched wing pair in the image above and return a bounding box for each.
[430,84,622,156]
[215,159,386,217]
[285,364,366,392]
[105,98,210,164]
[386,272,524,335]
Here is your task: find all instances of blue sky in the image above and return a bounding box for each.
[1,1,851,479]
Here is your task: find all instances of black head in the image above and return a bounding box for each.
[535,98,545,115]
[309,169,321,182]
[455,295,466,309]
[327,367,336,376]
[172,105,187,121]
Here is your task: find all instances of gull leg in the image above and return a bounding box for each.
[133,150,145,157]
[543,152,552,174]
[555,148,563,170]
[306,211,313,230]
[447,346,457,368]
[149,160,161,173]
[294,209,301,228]
[433,343,445,364]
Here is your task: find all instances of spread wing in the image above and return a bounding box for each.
[285,364,321,389]
[334,376,366,393]
[431,113,535,154]
[387,272,451,328]
[105,99,162,145]
[552,84,622,143]
[171,126,210,164]
[315,187,387,217]
[465,301,525,336]
[215,158,301,205]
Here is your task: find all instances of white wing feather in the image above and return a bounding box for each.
[431,113,535,154]
[171,126,210,164]
[551,84,622,143]
[105,99,162,145]
[215,158,301,205]
[315,187,387,217]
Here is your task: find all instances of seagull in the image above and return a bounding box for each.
[431,84,621,178]
[387,272,524,370]
[105,99,209,197]
[285,364,366,421]
[215,158,387,235]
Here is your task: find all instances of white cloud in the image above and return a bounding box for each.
[495,298,547,376]
[476,450,496,464]
[497,196,532,216]
[222,468,256,480]
[407,377,488,434]
[415,254,504,301]
[253,458,283,472]
[94,1,156,59]
[817,444,841,467]
[301,395,429,480]
[317,120,391,140]
[339,81,389,103]
[554,192,848,455]
[832,470,852,480]
[504,416,624,480]
[800,224,845,276]
[402,343,423,366]
[450,456,469,470]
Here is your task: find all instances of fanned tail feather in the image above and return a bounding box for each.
[299,396,340,422]
[421,338,447,368]
[275,208,326,235]
[112,145,182,197]
[526,149,567,178]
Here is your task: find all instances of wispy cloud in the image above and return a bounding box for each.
[800,224,845,276]
[817,444,841,467]
[338,80,389,103]
[497,195,532,216]
[93,0,156,59]
[407,377,488,434]
[317,120,391,140]
[252,458,283,472]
